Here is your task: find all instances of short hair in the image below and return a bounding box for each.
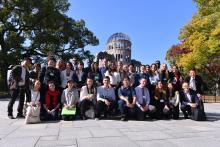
[47,56,56,62]
[122,76,130,81]
[48,81,55,85]
[103,76,110,81]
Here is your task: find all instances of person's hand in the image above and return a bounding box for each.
[104,99,110,106]
[140,106,145,112]
[164,105,169,110]
[65,105,69,109]
[143,105,149,111]
[189,103,197,108]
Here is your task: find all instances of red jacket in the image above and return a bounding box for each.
[45,90,60,110]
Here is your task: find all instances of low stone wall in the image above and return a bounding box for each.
[203,95,220,103]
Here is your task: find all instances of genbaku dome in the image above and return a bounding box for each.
[106,32,131,64]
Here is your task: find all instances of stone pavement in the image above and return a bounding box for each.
[0,99,220,147]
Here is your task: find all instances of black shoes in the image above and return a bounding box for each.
[16,114,25,118]
[8,115,15,119]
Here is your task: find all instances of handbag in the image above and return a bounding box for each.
[191,100,206,121]
[61,107,76,115]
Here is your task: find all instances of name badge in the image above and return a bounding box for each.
[160,99,164,103]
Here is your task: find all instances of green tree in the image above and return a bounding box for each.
[0,0,99,91]
[166,0,220,95]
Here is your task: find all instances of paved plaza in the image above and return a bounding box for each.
[0,99,220,147]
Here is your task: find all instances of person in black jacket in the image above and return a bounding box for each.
[39,56,61,104]
[180,82,200,119]
[8,57,31,119]
[185,69,204,95]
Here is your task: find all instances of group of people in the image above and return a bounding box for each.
[7,56,206,123]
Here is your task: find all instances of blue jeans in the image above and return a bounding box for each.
[118,99,135,118]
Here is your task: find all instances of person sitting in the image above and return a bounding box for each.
[80,77,96,120]
[118,76,136,121]
[153,81,169,119]
[61,80,79,121]
[25,80,41,124]
[135,77,156,121]
[180,82,206,120]
[41,81,61,121]
[95,76,116,120]
[166,81,180,119]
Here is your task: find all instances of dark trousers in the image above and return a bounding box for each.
[154,100,170,119]
[8,87,29,116]
[95,100,116,118]
[80,99,95,117]
[40,107,59,121]
[170,104,179,119]
[118,99,135,118]
[181,104,192,118]
[136,106,157,120]
[62,115,75,121]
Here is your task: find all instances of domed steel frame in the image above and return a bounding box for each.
[107,32,131,44]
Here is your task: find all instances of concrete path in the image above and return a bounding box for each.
[0,99,220,147]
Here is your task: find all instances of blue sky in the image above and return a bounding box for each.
[67,0,197,65]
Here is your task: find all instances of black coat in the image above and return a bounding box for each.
[185,75,203,94]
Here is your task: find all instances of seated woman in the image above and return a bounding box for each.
[166,81,180,119]
[153,81,169,119]
[41,81,61,121]
[80,77,96,120]
[118,76,136,121]
[25,80,41,124]
[61,80,79,121]
[180,82,206,121]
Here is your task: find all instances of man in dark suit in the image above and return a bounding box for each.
[185,69,204,95]
[8,57,31,119]
[180,82,200,119]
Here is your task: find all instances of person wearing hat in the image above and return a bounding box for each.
[61,79,79,121]
[8,57,31,119]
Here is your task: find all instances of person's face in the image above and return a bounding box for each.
[168,83,173,89]
[161,64,167,70]
[48,83,55,91]
[129,65,134,72]
[146,66,150,72]
[172,66,177,73]
[140,66,146,72]
[94,63,98,69]
[67,81,74,89]
[48,60,56,67]
[87,79,93,87]
[123,65,128,72]
[157,82,163,89]
[23,59,31,67]
[123,78,130,87]
[117,62,122,69]
[189,70,196,77]
[110,63,116,70]
[151,65,157,72]
[34,81,41,90]
[77,63,83,70]
[66,63,72,70]
[103,78,110,86]
[140,79,147,87]
[182,83,189,92]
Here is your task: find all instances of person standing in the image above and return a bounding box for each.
[8,57,31,119]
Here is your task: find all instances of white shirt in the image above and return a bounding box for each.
[189,77,196,91]
[60,69,74,88]
[30,90,40,104]
[105,71,120,85]
[18,66,26,86]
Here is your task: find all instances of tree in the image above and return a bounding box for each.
[0,0,99,91]
[166,0,220,95]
